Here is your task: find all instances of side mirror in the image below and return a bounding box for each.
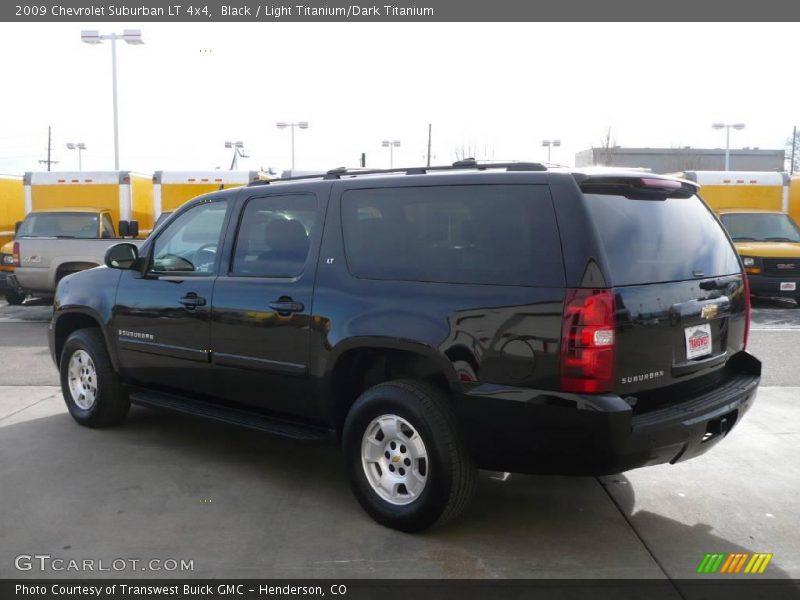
[105,243,139,270]
[14,221,22,235]
[118,220,139,238]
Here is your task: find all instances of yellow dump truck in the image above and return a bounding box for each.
[791,175,800,226]
[153,170,267,219]
[24,171,155,233]
[678,172,799,303]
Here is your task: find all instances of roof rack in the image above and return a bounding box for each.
[247,159,547,186]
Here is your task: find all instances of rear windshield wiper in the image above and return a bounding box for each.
[764,237,798,242]
[731,236,757,241]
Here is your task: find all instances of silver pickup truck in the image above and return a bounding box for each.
[7,208,144,303]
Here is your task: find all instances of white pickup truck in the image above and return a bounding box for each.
[7,208,143,303]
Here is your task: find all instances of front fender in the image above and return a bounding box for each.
[53,266,123,370]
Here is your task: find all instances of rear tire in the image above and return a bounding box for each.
[60,328,129,428]
[343,379,476,532]
[4,289,26,305]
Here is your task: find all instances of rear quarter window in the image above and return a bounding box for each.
[583,193,741,286]
[341,184,564,287]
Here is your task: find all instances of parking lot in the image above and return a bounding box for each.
[1,297,798,582]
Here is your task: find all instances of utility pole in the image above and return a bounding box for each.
[38,126,58,171]
[426,123,432,167]
[791,125,797,175]
[360,153,366,168]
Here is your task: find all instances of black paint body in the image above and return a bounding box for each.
[50,169,761,475]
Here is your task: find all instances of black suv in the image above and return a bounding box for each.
[49,161,761,532]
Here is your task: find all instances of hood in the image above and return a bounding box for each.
[734,241,800,257]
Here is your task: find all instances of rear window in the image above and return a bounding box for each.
[17,213,99,238]
[719,212,800,243]
[341,184,564,287]
[584,194,741,286]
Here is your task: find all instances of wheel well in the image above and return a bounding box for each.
[56,262,99,281]
[330,348,456,433]
[54,313,102,364]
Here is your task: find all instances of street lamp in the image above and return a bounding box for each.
[81,29,143,170]
[711,122,745,170]
[66,142,87,171]
[225,141,249,170]
[382,140,401,168]
[542,139,561,162]
[276,121,309,170]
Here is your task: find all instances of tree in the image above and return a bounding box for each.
[453,143,495,162]
[592,127,616,166]
[786,127,799,174]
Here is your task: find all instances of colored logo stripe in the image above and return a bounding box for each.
[697,553,773,574]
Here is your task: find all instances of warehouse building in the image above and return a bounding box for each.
[574,147,785,173]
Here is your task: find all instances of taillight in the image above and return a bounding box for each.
[560,288,616,394]
[742,273,751,350]
[12,241,20,267]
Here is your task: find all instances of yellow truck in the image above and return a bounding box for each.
[679,171,790,213]
[792,175,800,226]
[24,171,155,233]
[679,171,800,303]
[0,175,24,300]
[153,170,267,219]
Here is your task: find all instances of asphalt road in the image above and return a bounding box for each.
[0,297,798,584]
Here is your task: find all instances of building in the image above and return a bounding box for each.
[574,147,785,173]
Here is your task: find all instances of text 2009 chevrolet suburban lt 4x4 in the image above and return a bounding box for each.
[49,161,761,532]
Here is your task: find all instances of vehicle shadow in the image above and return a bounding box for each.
[0,405,795,586]
[750,296,798,309]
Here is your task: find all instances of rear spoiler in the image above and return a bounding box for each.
[574,174,698,200]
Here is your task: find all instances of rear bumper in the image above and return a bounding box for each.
[457,351,761,476]
[747,273,800,298]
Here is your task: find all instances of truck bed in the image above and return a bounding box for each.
[14,237,145,295]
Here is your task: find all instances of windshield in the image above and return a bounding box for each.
[17,213,100,239]
[720,213,800,243]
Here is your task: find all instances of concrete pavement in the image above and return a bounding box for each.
[0,385,797,580]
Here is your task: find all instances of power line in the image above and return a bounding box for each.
[38,126,58,171]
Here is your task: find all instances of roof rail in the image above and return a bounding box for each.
[246,159,547,186]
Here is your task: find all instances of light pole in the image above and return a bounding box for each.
[382,140,401,168]
[66,142,87,171]
[542,139,561,162]
[81,29,143,170]
[712,122,745,170]
[225,141,249,170]
[276,121,309,170]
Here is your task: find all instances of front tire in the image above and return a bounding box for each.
[60,328,129,427]
[343,380,476,532]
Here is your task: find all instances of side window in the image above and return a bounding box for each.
[101,214,115,239]
[151,200,229,274]
[341,184,564,287]
[231,194,317,277]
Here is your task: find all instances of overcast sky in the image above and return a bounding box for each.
[0,22,796,175]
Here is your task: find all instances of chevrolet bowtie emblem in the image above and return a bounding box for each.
[701,304,718,320]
